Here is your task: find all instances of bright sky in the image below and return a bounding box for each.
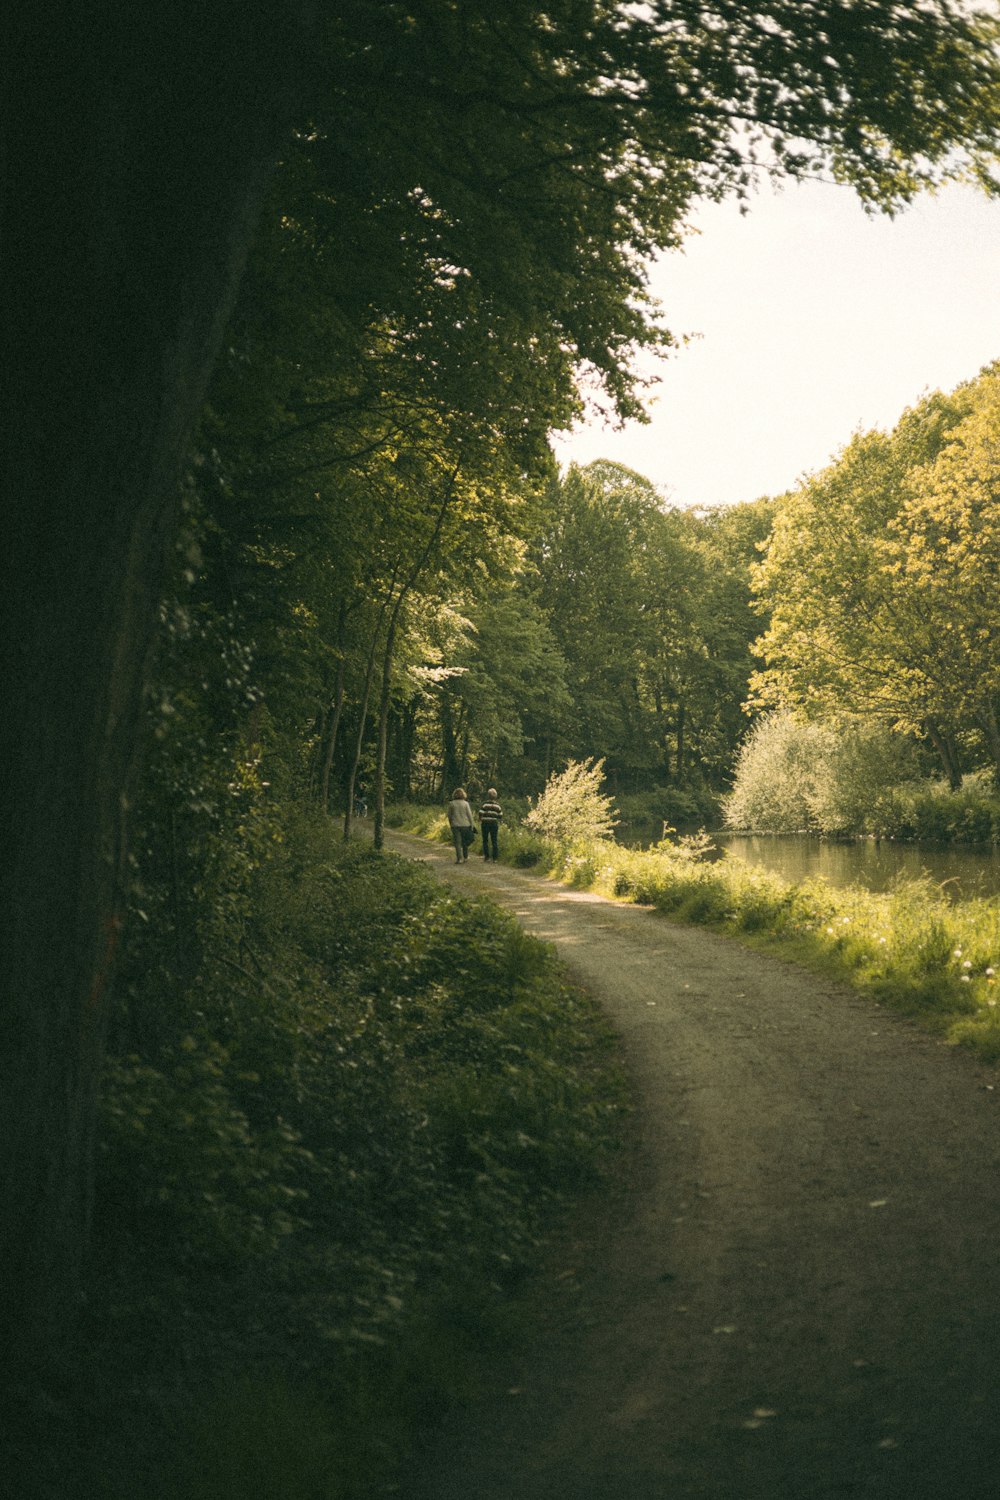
[552,179,1000,509]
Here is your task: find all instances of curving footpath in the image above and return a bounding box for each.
[385,830,1000,1500]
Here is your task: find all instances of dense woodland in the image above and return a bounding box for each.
[7,3,1000,1493]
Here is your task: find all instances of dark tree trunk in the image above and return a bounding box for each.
[373,478,455,847]
[373,615,399,852]
[320,601,349,814]
[977,701,1000,790]
[394,701,419,802]
[345,646,379,840]
[0,5,306,1452]
[925,718,963,791]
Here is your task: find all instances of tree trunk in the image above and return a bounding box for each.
[676,701,687,783]
[373,615,400,852]
[344,647,379,840]
[320,601,349,814]
[977,701,1000,790]
[392,700,419,802]
[440,696,463,796]
[925,718,963,791]
[0,5,304,1450]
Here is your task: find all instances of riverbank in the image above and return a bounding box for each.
[387,807,1000,1063]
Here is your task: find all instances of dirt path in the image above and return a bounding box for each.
[386,831,1000,1499]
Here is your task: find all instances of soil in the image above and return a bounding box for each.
[386,831,1000,1499]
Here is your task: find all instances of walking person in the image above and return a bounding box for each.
[478,787,503,862]
[446,787,475,863]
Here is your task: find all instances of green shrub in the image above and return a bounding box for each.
[524,758,619,843]
[88,805,628,1499]
[726,711,923,836]
[615,785,722,841]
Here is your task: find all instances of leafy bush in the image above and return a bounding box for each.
[724,712,834,831]
[890,771,1000,845]
[524,757,619,844]
[725,712,1000,842]
[615,785,722,841]
[86,808,628,1499]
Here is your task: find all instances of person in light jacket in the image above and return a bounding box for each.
[446,787,475,863]
[478,788,503,862]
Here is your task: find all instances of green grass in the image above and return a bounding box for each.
[389,804,1000,1061]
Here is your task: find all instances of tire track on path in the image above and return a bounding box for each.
[386,831,1000,1499]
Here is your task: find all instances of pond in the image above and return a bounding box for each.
[709,832,1000,902]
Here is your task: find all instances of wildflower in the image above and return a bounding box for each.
[841,916,850,925]
[878,937,888,945]
[987,967,996,978]
[989,999,997,1008]
[954,947,963,958]
[963,959,973,970]
[826,926,834,935]
[962,975,971,983]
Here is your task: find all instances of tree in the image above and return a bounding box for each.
[530,462,666,778]
[749,373,996,783]
[432,594,573,793]
[887,372,1000,781]
[724,710,919,835]
[5,0,1000,1445]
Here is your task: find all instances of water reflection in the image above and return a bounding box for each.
[711,833,1000,902]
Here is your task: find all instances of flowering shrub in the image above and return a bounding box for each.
[524,758,619,844]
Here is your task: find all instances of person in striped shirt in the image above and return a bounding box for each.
[478,788,503,862]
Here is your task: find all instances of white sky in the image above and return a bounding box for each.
[551,179,1000,508]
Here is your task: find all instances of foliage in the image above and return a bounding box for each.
[524,758,620,845]
[508,466,772,795]
[887,772,1000,846]
[615,786,724,842]
[751,366,1000,789]
[724,711,921,836]
[85,811,627,1497]
[16,6,1000,1489]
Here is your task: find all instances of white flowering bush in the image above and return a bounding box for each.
[524,757,619,844]
[724,711,919,835]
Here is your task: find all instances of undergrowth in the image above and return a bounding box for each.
[81,808,627,1499]
[389,805,1000,1061]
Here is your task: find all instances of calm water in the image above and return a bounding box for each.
[711,833,1000,902]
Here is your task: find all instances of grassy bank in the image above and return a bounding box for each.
[79,809,628,1500]
[387,804,1000,1063]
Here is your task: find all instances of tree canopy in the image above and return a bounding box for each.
[751,364,1000,786]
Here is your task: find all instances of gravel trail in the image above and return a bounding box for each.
[386,831,1000,1499]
